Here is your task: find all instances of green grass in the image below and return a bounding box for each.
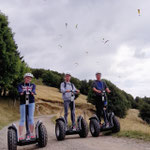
[115,130,150,141]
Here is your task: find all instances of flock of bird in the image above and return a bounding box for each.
[56,9,141,72]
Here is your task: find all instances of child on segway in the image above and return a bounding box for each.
[60,73,80,131]
[92,72,111,128]
[18,73,36,141]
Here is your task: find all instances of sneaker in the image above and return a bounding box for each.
[106,123,110,128]
[19,135,24,141]
[65,126,68,131]
[72,126,76,131]
[100,123,102,127]
[30,133,35,139]
[26,135,30,140]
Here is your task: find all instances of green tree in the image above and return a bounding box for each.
[42,71,61,88]
[139,103,150,124]
[0,12,28,98]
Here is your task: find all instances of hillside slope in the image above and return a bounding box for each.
[1,85,150,141]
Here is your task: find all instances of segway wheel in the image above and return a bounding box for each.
[7,129,17,150]
[38,124,48,147]
[89,119,100,137]
[112,116,120,133]
[79,119,88,138]
[55,120,65,141]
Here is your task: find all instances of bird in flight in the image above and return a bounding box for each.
[75,24,78,29]
[65,23,68,28]
[58,44,62,48]
[137,9,140,16]
[104,40,109,44]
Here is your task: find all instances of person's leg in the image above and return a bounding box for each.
[28,103,35,136]
[103,107,108,124]
[19,104,25,138]
[64,101,69,126]
[103,100,109,127]
[70,101,75,127]
[95,100,102,122]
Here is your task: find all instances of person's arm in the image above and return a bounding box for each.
[72,84,80,93]
[92,81,101,94]
[106,88,111,93]
[18,84,24,95]
[93,87,101,94]
[31,84,36,95]
[104,82,111,93]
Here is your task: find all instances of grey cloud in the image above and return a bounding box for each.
[1,0,150,97]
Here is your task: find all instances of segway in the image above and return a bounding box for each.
[55,115,88,141]
[89,90,120,137]
[55,90,88,141]
[7,91,48,150]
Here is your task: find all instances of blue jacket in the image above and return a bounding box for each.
[18,83,36,105]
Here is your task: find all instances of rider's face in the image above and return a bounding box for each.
[65,75,71,82]
[96,74,101,80]
[24,76,32,83]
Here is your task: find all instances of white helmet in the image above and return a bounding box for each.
[24,73,34,78]
[65,72,71,76]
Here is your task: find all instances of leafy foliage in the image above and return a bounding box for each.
[0,12,29,98]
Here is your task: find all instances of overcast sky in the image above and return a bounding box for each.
[1,0,150,97]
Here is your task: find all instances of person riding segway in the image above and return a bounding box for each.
[89,72,120,137]
[55,73,88,140]
[7,73,48,150]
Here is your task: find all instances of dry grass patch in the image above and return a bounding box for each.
[0,98,20,130]
[119,109,150,134]
[116,109,150,141]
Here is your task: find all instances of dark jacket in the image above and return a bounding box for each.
[18,82,36,105]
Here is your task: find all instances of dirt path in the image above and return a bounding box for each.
[0,115,150,150]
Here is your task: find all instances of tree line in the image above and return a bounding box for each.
[0,12,29,98]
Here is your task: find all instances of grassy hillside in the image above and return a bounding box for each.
[0,98,20,130]
[117,109,150,140]
[1,84,150,141]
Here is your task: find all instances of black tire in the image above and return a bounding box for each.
[89,119,100,137]
[7,129,17,150]
[79,119,88,138]
[55,120,65,141]
[112,116,120,133]
[38,124,48,147]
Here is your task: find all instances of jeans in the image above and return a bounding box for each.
[64,100,75,126]
[19,103,35,126]
[95,96,108,124]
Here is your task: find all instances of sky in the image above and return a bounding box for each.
[0,0,150,97]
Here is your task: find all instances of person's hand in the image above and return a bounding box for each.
[66,90,71,92]
[31,92,34,95]
[107,89,111,93]
[96,90,101,94]
[20,92,24,95]
[76,90,80,94]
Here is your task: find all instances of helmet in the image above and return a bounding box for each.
[96,72,101,75]
[24,73,34,78]
[65,72,71,76]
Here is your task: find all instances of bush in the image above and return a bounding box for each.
[42,71,61,88]
[139,103,150,124]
